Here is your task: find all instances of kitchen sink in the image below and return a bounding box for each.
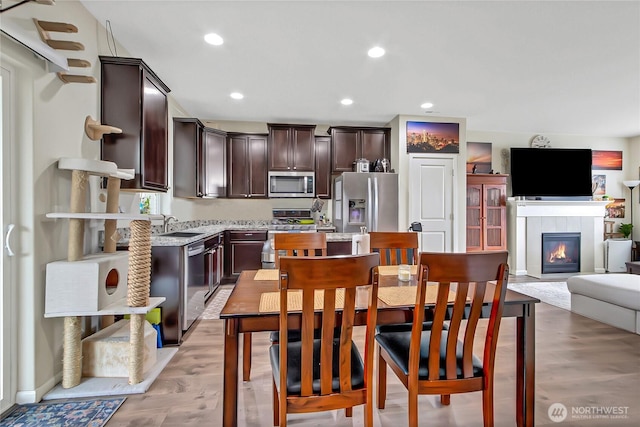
[160,231,204,238]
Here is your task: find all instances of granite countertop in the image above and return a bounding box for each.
[149,224,270,246]
[114,221,355,247]
[326,233,355,242]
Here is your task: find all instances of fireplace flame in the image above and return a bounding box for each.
[548,243,572,263]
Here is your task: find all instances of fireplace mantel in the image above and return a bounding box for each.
[507,200,609,277]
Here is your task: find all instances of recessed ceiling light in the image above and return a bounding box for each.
[368,46,385,58]
[341,98,354,106]
[230,92,244,100]
[420,102,434,109]
[204,33,224,46]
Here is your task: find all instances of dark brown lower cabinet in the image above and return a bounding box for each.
[327,240,351,255]
[223,230,268,283]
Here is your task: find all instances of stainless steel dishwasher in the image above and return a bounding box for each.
[183,240,207,331]
[150,237,207,345]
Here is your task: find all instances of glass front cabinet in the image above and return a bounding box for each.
[466,174,508,251]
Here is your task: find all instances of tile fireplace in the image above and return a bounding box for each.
[507,200,609,277]
[541,232,581,274]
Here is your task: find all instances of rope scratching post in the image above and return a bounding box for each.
[127,219,151,384]
[62,169,88,389]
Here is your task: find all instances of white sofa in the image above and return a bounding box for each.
[567,274,640,334]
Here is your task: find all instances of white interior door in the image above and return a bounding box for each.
[1,65,17,415]
[409,156,455,252]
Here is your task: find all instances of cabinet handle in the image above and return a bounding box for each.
[248,194,252,198]
[293,166,296,170]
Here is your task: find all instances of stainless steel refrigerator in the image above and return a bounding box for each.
[333,172,399,233]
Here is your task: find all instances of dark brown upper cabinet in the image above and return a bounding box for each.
[267,124,316,171]
[227,133,268,198]
[328,126,391,173]
[314,136,331,198]
[173,118,226,198]
[99,56,170,191]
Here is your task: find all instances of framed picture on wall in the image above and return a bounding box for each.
[605,198,625,218]
[592,150,622,170]
[406,121,459,153]
[467,142,492,173]
[592,174,606,195]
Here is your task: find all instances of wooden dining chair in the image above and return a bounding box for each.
[375,251,509,427]
[243,232,328,381]
[369,231,426,331]
[369,231,419,265]
[273,232,327,267]
[270,253,380,426]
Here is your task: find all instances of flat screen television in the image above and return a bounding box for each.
[510,148,593,200]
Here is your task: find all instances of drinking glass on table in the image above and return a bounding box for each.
[398,264,411,282]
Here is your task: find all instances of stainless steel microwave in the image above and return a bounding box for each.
[268,171,315,198]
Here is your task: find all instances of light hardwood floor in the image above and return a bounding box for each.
[105,288,640,426]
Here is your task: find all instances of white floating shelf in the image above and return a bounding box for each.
[44,297,165,318]
[46,213,164,221]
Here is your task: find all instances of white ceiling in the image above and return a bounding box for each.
[79,0,640,137]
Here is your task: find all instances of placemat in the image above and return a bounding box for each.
[377,286,457,306]
[254,269,279,281]
[378,265,418,276]
[259,289,345,313]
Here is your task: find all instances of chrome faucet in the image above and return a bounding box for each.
[163,215,178,233]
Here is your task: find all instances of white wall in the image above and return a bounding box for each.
[388,114,467,251]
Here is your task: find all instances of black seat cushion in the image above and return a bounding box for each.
[375,330,482,380]
[270,327,341,343]
[269,338,365,395]
[375,321,448,334]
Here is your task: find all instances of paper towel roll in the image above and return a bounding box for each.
[352,234,370,255]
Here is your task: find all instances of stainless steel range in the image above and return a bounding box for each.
[269,209,318,231]
[262,209,317,268]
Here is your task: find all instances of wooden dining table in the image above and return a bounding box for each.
[220,269,539,427]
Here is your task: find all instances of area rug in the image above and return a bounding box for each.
[0,397,125,427]
[200,285,233,320]
[507,281,571,311]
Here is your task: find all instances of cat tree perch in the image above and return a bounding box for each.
[46,158,163,388]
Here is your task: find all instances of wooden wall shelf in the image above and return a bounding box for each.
[34,20,78,33]
[85,116,122,140]
[34,18,94,83]
[57,73,96,84]
[68,59,91,68]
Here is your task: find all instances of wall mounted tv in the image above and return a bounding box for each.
[510,148,593,200]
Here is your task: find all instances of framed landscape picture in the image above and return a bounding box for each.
[467,142,492,173]
[406,121,459,153]
[592,150,622,170]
